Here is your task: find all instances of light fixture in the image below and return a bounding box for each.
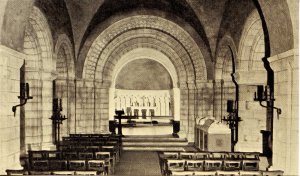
[49,98,67,146]
[12,83,33,116]
[254,85,281,115]
[222,100,242,151]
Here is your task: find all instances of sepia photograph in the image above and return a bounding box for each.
[0,0,298,175]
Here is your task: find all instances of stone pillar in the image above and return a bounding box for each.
[186,81,196,142]
[68,78,76,134]
[109,87,115,121]
[179,82,188,139]
[85,79,95,133]
[173,88,180,121]
[234,70,267,152]
[40,70,55,150]
[269,49,298,175]
[195,80,214,118]
[75,79,85,133]
[212,79,223,122]
[172,88,180,135]
[0,45,25,174]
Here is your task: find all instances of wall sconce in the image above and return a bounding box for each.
[12,83,33,117]
[254,85,282,115]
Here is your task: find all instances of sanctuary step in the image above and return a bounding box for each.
[121,135,197,152]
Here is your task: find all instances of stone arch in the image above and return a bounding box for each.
[238,10,266,73]
[215,35,237,80]
[111,48,178,89]
[22,6,54,150]
[82,15,207,82]
[256,0,294,55]
[96,30,192,86]
[214,35,237,122]
[234,9,268,153]
[100,39,187,86]
[53,34,76,136]
[54,34,75,79]
[28,7,53,71]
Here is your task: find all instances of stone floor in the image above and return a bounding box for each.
[113,151,162,176]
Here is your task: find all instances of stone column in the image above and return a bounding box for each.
[84,79,95,133]
[172,88,180,136]
[0,45,25,173]
[40,70,55,150]
[173,88,180,121]
[75,79,85,133]
[234,70,267,152]
[109,87,115,121]
[269,49,298,175]
[195,80,214,119]
[178,82,188,139]
[68,78,76,134]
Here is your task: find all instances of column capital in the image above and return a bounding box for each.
[269,49,298,71]
[234,71,267,85]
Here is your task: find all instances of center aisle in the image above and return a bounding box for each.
[113,151,162,176]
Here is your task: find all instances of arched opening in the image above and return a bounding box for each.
[113,58,174,135]
[80,14,207,141]
[109,48,180,136]
[235,10,267,152]
[22,6,54,151]
[53,34,76,138]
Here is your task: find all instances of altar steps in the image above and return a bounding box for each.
[121,135,197,152]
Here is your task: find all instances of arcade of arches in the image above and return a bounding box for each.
[0,0,298,175]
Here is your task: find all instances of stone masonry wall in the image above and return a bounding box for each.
[269,49,298,175]
[0,45,25,174]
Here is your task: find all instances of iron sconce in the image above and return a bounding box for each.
[254,85,282,115]
[12,83,33,117]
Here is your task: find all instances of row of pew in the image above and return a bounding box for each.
[7,133,122,175]
[169,170,284,176]
[158,151,282,176]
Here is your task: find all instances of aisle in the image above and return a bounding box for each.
[113,151,161,176]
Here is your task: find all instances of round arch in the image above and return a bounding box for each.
[111,48,179,88]
[215,35,238,80]
[22,6,54,150]
[81,15,207,81]
[54,34,75,79]
[238,10,265,72]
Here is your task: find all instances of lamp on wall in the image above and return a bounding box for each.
[254,85,281,115]
[12,83,33,117]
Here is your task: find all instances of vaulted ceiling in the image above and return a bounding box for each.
[0,0,294,61]
[64,0,229,58]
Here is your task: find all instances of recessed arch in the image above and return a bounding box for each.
[27,7,53,71]
[215,35,237,80]
[22,6,54,150]
[238,10,265,72]
[54,34,75,79]
[111,48,179,89]
[81,15,208,81]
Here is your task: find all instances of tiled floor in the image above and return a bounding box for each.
[113,151,162,176]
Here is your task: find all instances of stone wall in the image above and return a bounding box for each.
[75,79,94,133]
[269,49,298,175]
[0,45,25,174]
[236,85,266,152]
[181,80,214,142]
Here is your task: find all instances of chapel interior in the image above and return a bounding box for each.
[0,0,298,175]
